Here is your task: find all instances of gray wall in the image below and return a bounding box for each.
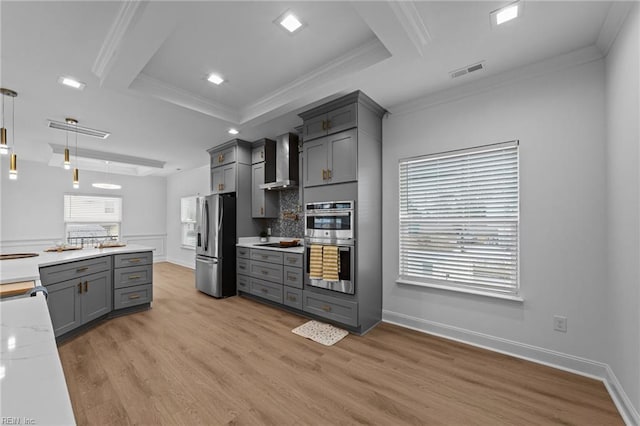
[605,3,640,416]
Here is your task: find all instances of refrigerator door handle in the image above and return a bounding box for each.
[218,196,224,233]
[204,199,210,252]
[196,256,218,264]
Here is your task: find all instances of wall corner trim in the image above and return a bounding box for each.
[382,309,638,424]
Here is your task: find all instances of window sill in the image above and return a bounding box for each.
[181,245,196,251]
[396,278,524,302]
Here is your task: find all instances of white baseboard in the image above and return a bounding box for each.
[165,257,194,270]
[382,309,638,425]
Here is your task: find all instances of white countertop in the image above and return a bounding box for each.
[0,244,154,285]
[0,292,76,425]
[237,237,304,254]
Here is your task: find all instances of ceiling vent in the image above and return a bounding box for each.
[449,61,485,79]
[47,119,110,139]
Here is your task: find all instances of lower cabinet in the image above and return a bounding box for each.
[302,290,358,327]
[46,270,112,337]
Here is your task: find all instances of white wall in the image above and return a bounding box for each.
[0,159,167,259]
[382,53,611,372]
[605,3,640,420]
[165,164,209,268]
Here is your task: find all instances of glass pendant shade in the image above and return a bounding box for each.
[73,167,79,189]
[9,153,17,180]
[63,148,71,169]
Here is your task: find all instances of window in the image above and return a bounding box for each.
[64,195,122,246]
[398,141,520,299]
[181,196,198,249]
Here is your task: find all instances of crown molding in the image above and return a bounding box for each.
[596,2,634,56]
[130,73,241,123]
[389,45,604,117]
[49,143,165,169]
[240,37,391,124]
[92,1,145,81]
[388,0,432,56]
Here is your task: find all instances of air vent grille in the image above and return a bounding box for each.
[48,119,110,139]
[449,61,485,79]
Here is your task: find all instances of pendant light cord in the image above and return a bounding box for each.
[11,95,15,151]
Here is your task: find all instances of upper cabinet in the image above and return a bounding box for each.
[303,129,357,188]
[302,103,357,142]
[208,139,251,195]
[251,138,278,218]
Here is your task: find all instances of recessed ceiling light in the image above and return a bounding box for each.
[207,73,224,85]
[275,10,304,34]
[57,76,86,90]
[490,1,521,27]
[228,128,239,135]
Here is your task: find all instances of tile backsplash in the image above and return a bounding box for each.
[265,188,304,238]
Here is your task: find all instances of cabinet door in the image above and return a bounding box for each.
[326,104,357,135]
[252,163,265,217]
[46,279,82,337]
[210,146,236,167]
[211,167,222,194]
[303,114,327,142]
[221,163,236,193]
[81,271,112,323]
[303,138,328,188]
[327,129,357,185]
[252,145,265,164]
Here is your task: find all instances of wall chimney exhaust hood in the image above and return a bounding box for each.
[259,132,299,190]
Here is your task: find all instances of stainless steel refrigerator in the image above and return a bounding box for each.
[195,193,237,297]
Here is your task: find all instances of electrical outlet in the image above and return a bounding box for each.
[553,315,567,332]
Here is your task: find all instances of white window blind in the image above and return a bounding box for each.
[398,141,519,299]
[64,195,122,223]
[181,196,197,248]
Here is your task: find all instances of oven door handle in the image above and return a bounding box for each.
[305,211,352,217]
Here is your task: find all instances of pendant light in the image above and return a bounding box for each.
[72,119,79,189]
[63,118,74,170]
[1,88,18,179]
[92,161,122,190]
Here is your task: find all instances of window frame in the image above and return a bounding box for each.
[396,141,522,301]
[180,196,198,250]
[63,194,123,247]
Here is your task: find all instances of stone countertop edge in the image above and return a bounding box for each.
[0,292,76,425]
[236,237,305,254]
[0,244,155,285]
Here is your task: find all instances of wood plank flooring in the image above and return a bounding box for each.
[58,262,623,425]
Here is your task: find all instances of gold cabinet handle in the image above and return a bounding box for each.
[260,206,264,215]
[76,267,88,272]
[287,275,296,281]
[218,183,224,191]
[239,264,246,270]
[128,258,141,263]
[321,305,332,312]
[220,154,225,162]
[322,169,327,180]
[261,270,269,275]
[261,288,268,293]
[288,295,296,301]
[129,294,141,300]
[321,120,326,130]
[261,254,268,259]
[327,169,332,180]
[260,151,264,159]
[287,257,297,263]
[78,282,83,294]
[128,275,141,280]
[84,281,88,293]
[326,119,331,130]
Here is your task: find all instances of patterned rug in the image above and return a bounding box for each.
[292,320,349,346]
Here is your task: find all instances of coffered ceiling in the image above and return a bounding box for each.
[0,1,626,176]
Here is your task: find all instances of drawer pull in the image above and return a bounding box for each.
[261,270,269,275]
[321,305,332,312]
[76,267,89,272]
[261,288,268,293]
[129,294,141,300]
[261,255,268,259]
[78,282,83,294]
[84,281,88,293]
[239,265,246,270]
[288,295,297,301]
[128,275,141,280]
[287,275,296,281]
[287,257,298,263]
[128,258,141,263]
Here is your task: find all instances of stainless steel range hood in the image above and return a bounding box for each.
[259,132,299,190]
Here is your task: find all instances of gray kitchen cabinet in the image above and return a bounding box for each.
[45,270,112,337]
[302,129,357,188]
[113,251,153,310]
[211,163,236,194]
[251,162,278,218]
[302,103,357,142]
[114,284,152,310]
[302,290,359,327]
[210,145,237,167]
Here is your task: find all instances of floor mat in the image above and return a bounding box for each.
[292,320,349,346]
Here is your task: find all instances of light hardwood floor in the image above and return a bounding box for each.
[58,262,623,425]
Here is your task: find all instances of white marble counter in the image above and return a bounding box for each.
[0,292,76,425]
[237,237,304,254]
[0,244,154,284]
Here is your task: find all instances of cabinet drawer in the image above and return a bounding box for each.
[283,253,303,267]
[114,284,152,310]
[250,278,282,304]
[303,291,358,327]
[114,265,152,289]
[249,260,282,283]
[283,287,302,310]
[283,266,302,289]
[250,249,283,264]
[113,251,152,268]
[211,146,236,167]
[237,274,249,292]
[40,256,112,286]
[237,246,250,259]
[237,258,250,275]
